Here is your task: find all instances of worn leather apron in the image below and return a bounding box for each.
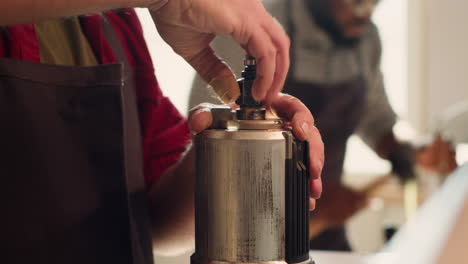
[0,16,153,263]
[284,0,367,251]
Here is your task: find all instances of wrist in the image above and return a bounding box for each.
[388,144,416,182]
[147,0,169,11]
[376,131,399,159]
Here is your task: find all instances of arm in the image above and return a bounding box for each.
[189,35,245,108]
[356,25,396,151]
[364,70,415,182]
[3,0,290,105]
[356,25,416,182]
[148,147,196,256]
[0,0,162,25]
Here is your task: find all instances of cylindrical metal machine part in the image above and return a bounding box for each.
[194,129,287,262]
[236,108,266,120]
[193,55,313,264]
[236,56,262,108]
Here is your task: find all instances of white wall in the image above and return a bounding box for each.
[374,0,408,117]
[426,0,468,130]
[135,8,195,116]
[409,0,468,133]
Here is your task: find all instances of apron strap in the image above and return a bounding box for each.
[101,14,154,264]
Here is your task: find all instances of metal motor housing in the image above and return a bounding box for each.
[192,106,313,264]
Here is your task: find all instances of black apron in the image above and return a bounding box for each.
[284,0,367,251]
[0,16,153,263]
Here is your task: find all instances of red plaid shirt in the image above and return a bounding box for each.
[0,9,191,187]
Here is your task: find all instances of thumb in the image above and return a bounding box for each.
[188,103,216,134]
[188,109,212,134]
[188,46,240,104]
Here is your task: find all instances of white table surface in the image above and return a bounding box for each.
[310,250,392,264]
[310,164,468,264]
[310,251,365,264]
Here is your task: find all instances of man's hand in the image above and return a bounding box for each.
[377,132,416,183]
[150,0,290,104]
[416,135,458,175]
[189,94,324,209]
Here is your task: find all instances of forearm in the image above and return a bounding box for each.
[377,131,416,182]
[375,130,398,159]
[148,147,195,256]
[0,0,160,26]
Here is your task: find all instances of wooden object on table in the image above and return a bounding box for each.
[309,175,400,239]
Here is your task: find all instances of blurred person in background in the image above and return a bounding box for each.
[190,0,418,251]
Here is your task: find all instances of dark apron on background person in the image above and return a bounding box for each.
[284,77,366,251]
[285,0,367,251]
[0,17,153,263]
[285,78,366,184]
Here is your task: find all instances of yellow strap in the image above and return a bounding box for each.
[404,179,419,219]
[35,17,98,66]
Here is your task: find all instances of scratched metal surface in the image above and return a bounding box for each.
[195,130,287,262]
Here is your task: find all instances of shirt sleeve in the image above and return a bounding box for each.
[355,24,397,150]
[103,10,191,187]
[140,92,191,187]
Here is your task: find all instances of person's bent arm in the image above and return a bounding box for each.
[148,148,196,256]
[0,0,167,26]
[2,0,290,107]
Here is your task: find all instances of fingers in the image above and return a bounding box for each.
[270,94,324,180]
[309,198,316,211]
[243,26,276,101]
[186,45,240,104]
[308,126,325,180]
[154,0,289,103]
[310,178,322,200]
[188,103,214,134]
[187,103,238,134]
[270,94,314,127]
[269,94,324,201]
[234,13,290,102]
[261,19,290,104]
[208,74,240,104]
